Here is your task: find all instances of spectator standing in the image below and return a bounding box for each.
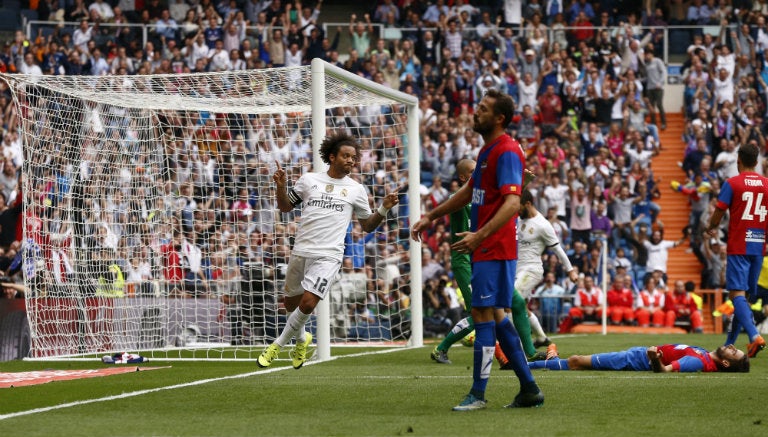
[204,16,224,49]
[440,17,464,61]
[374,0,399,24]
[72,19,94,54]
[644,229,686,286]
[607,183,636,256]
[88,48,109,75]
[542,173,569,221]
[714,139,738,181]
[297,1,322,37]
[538,84,562,136]
[422,0,449,27]
[155,9,179,43]
[569,186,591,245]
[644,48,666,130]
[88,0,115,21]
[67,0,90,22]
[348,13,373,58]
[268,26,286,67]
[590,200,611,239]
[712,67,734,107]
[701,237,725,289]
[169,0,188,23]
[19,52,43,76]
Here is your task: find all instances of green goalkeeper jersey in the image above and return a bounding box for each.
[449,203,472,306]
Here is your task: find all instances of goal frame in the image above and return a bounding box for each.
[2,59,424,361]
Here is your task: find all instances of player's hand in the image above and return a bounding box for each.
[568,269,578,283]
[451,231,480,254]
[646,346,662,361]
[272,160,287,188]
[523,169,536,188]
[647,346,660,362]
[410,216,432,242]
[382,192,400,209]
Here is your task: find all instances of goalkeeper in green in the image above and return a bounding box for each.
[429,159,474,364]
[431,161,544,363]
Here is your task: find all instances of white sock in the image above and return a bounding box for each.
[276,310,311,347]
[480,346,495,380]
[528,312,547,340]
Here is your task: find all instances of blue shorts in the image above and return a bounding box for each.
[591,347,651,371]
[471,259,516,309]
[726,254,762,299]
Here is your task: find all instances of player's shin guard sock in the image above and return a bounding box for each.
[276,309,311,348]
[495,318,537,388]
[528,312,547,341]
[438,316,475,351]
[732,295,760,341]
[470,321,495,398]
[528,358,570,370]
[511,292,536,357]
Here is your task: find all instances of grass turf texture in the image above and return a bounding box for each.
[0,333,765,436]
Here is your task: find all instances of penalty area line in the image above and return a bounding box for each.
[0,346,408,421]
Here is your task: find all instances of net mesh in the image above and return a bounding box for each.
[4,66,414,359]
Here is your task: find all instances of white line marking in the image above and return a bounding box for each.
[0,347,407,421]
[5,341,758,421]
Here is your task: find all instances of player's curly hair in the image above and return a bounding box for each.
[319,132,360,165]
[521,189,534,205]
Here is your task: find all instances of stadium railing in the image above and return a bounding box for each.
[21,21,740,67]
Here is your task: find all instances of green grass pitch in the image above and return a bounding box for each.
[0,333,765,436]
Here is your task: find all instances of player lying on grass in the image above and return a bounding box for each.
[528,343,749,373]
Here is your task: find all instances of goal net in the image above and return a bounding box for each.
[2,59,422,360]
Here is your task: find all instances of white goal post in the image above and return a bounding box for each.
[1,58,423,361]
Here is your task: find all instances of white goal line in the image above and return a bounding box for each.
[0,346,407,421]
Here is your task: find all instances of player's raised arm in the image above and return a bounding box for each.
[273,160,294,213]
[359,191,400,233]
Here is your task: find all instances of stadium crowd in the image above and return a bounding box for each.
[1,0,766,337]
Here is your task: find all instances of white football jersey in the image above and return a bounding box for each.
[517,213,560,273]
[289,172,372,260]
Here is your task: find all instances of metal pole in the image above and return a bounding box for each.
[310,59,331,361]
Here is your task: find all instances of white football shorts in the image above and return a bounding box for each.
[515,267,543,299]
[285,255,342,299]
